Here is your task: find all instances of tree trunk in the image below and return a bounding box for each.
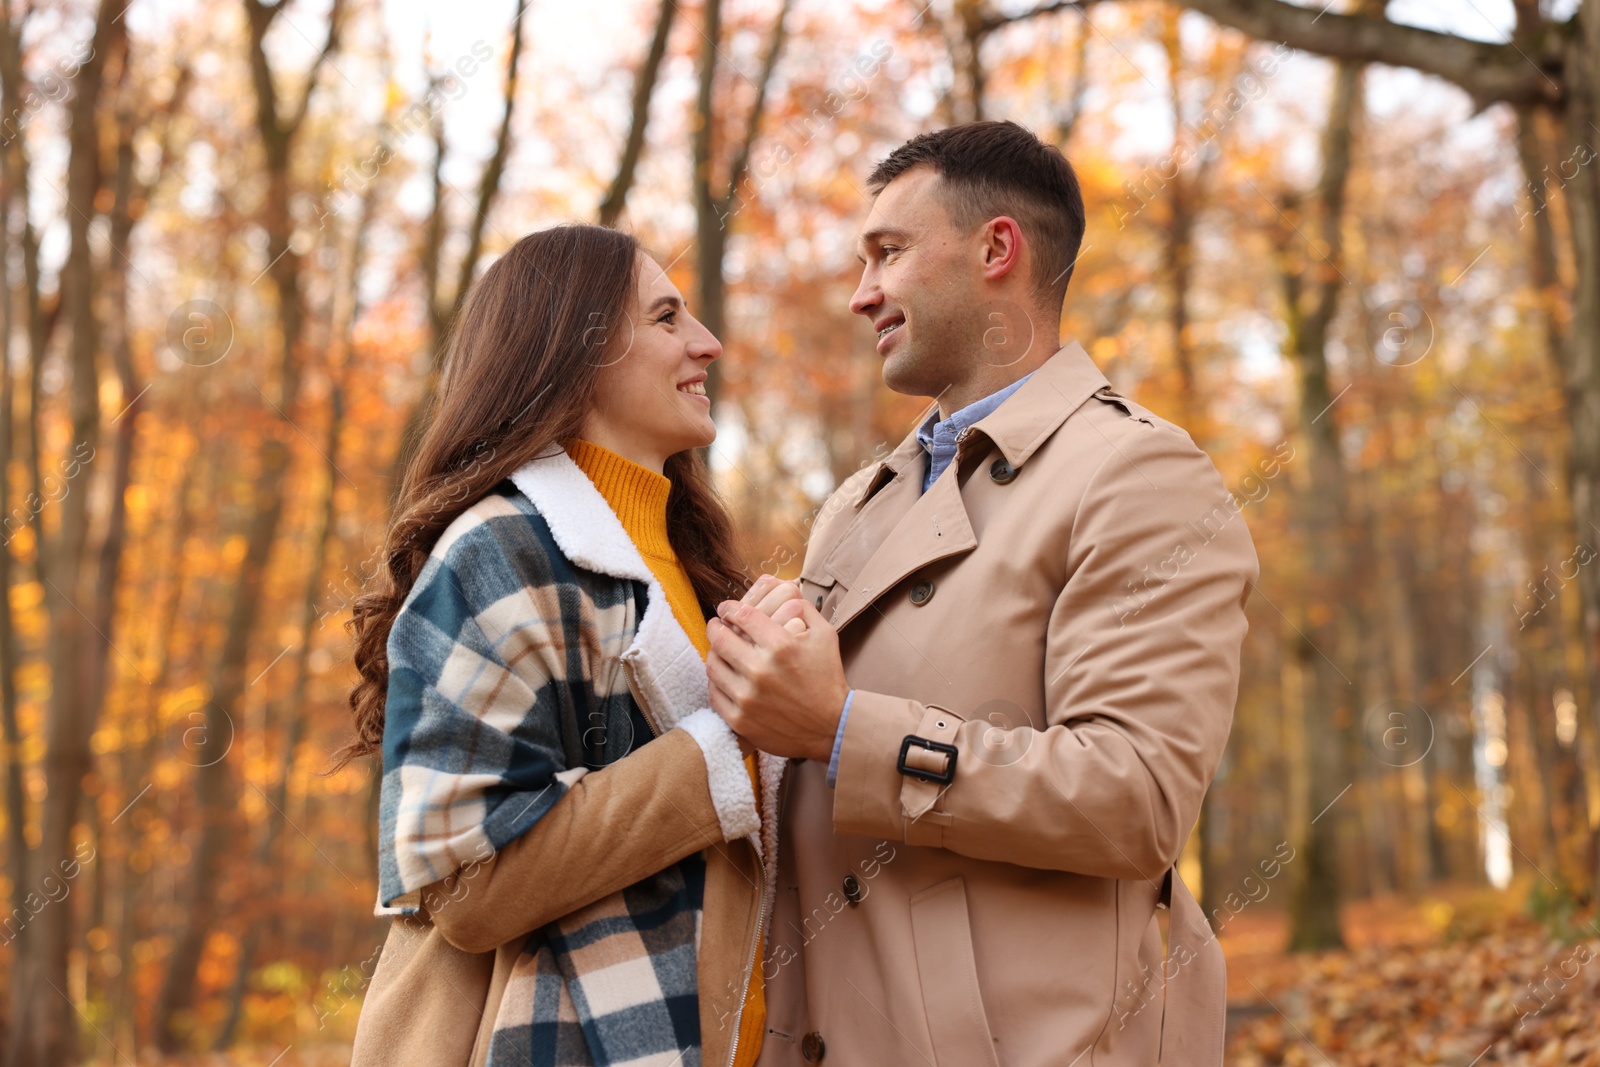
[153,1,344,1047]
[215,181,368,1050]
[693,0,728,397]
[692,0,791,408]
[1555,0,1600,903]
[112,373,205,1055]
[11,5,124,1062]
[216,379,348,1050]
[0,34,27,1050]
[389,1,527,499]
[1279,58,1362,953]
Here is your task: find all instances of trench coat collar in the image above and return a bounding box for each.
[849,339,1110,512]
[821,340,1109,632]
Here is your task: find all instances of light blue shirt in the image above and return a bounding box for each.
[826,372,1037,786]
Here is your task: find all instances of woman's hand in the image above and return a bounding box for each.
[739,573,808,634]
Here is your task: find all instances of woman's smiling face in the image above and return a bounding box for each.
[581,253,722,471]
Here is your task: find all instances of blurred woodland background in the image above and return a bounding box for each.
[2,0,1600,1062]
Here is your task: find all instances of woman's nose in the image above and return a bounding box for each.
[689,317,722,361]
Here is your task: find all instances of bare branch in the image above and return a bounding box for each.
[691,0,720,221]
[284,0,348,136]
[599,0,678,226]
[451,0,529,322]
[1174,0,1565,108]
[422,77,448,347]
[1309,58,1359,332]
[1050,14,1091,144]
[723,0,793,204]
[978,0,1099,37]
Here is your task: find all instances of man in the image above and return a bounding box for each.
[706,121,1257,1066]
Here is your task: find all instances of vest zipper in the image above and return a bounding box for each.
[620,654,662,738]
[724,850,767,1067]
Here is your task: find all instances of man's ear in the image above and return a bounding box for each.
[980,216,1024,282]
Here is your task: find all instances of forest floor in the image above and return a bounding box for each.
[1222,881,1600,1065]
[83,882,1600,1066]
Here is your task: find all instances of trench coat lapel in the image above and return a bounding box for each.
[824,442,978,632]
[816,341,1113,633]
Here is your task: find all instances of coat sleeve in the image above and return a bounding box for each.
[831,421,1258,882]
[424,721,745,954]
[379,498,757,953]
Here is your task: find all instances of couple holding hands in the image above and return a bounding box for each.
[347,120,1257,1067]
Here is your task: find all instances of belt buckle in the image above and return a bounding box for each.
[897,734,957,784]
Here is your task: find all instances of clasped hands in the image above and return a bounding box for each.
[706,574,849,762]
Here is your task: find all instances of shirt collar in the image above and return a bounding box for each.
[916,371,1037,453]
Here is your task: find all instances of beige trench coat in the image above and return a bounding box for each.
[757,341,1258,1066]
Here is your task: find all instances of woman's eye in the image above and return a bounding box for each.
[657,310,677,325]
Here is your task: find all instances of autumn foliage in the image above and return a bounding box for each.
[1,0,1598,1063]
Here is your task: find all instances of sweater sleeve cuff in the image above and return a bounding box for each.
[678,708,761,841]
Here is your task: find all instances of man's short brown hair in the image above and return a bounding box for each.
[867,120,1086,306]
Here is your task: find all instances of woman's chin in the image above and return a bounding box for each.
[666,426,716,457]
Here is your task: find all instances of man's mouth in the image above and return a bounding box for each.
[877,321,902,340]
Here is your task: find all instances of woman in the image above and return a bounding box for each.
[341,224,800,1066]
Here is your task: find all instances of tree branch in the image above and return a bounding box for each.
[599,0,677,226]
[722,0,793,207]
[978,0,1099,37]
[1309,57,1360,332]
[451,0,528,323]
[1174,0,1564,108]
[692,0,720,228]
[1050,8,1092,143]
[422,74,448,348]
[284,0,347,137]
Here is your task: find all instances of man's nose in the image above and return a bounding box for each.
[849,273,879,317]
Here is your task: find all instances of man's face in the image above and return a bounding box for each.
[849,167,982,400]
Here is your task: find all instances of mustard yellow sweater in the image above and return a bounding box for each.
[564,437,765,1065]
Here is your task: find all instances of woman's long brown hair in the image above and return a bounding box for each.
[335,224,749,769]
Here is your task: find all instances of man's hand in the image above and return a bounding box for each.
[707,594,848,762]
[724,575,806,756]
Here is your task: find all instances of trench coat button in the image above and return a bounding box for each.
[909,580,934,606]
[801,1031,826,1061]
[842,874,863,905]
[989,457,1017,484]
[814,593,823,609]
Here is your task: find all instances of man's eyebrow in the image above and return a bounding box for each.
[644,294,682,315]
[855,226,911,263]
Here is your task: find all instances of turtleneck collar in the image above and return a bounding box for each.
[562,437,675,560]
